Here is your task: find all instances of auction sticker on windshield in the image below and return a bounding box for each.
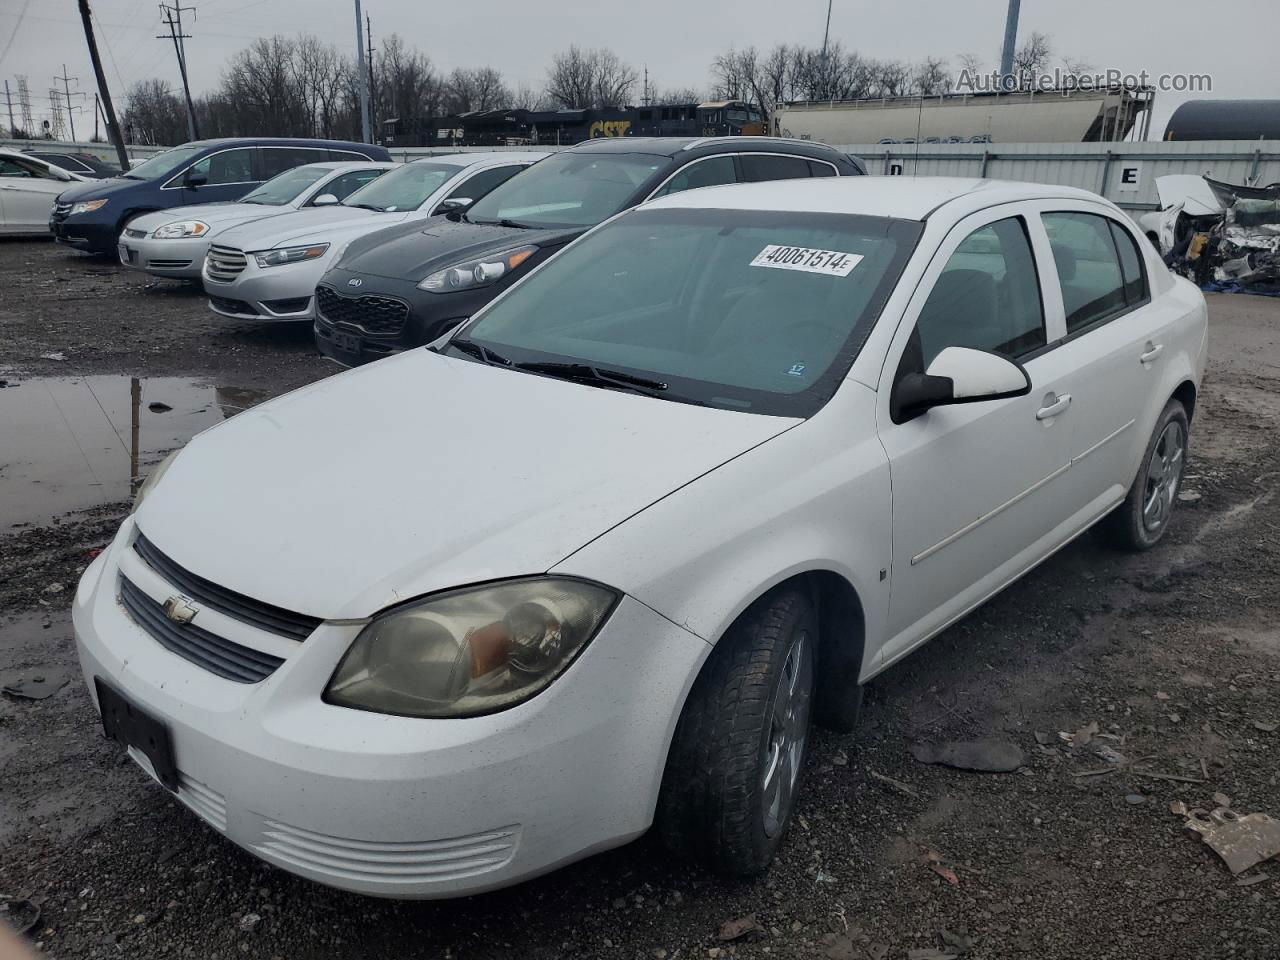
[750,245,864,277]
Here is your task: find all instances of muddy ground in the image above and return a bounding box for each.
[1,238,1278,960]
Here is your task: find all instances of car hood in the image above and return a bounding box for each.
[216,205,395,251]
[56,175,149,203]
[137,349,795,620]
[128,202,289,234]
[339,217,580,281]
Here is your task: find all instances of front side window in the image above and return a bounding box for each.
[1042,212,1137,334]
[465,151,665,229]
[240,164,329,205]
[914,217,1045,368]
[456,208,922,417]
[740,154,812,183]
[341,162,458,212]
[651,156,738,198]
[189,148,255,185]
[0,157,55,179]
[128,145,206,182]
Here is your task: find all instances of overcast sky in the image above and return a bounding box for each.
[2,0,1276,139]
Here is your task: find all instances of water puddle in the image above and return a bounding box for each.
[0,376,267,530]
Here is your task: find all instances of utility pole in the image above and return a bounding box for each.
[3,81,15,138]
[158,2,199,141]
[999,0,1021,81]
[76,0,130,169]
[94,92,100,140]
[354,0,371,143]
[366,12,375,134]
[820,0,833,100]
[57,65,83,142]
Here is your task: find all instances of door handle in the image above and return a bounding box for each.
[1140,342,1164,364]
[1036,393,1072,420]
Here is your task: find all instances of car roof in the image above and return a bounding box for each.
[177,137,376,148]
[295,161,397,172]
[642,176,1113,221]
[566,136,845,160]
[407,150,549,167]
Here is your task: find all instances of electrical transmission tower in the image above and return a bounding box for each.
[16,75,35,135]
[47,89,67,139]
[56,64,86,142]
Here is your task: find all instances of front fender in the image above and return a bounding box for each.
[552,381,892,680]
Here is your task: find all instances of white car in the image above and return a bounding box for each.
[201,152,547,322]
[0,147,89,234]
[73,177,1207,898]
[119,162,396,279]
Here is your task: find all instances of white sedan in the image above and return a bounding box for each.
[0,148,88,234]
[73,177,1206,898]
[201,152,546,322]
[119,161,396,279]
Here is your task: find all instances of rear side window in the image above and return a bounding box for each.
[739,154,812,183]
[1109,220,1148,306]
[807,160,838,177]
[34,153,90,173]
[190,148,255,185]
[652,155,738,198]
[329,149,372,162]
[259,147,328,179]
[915,216,1046,368]
[1041,212,1137,334]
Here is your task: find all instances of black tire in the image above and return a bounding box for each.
[1097,398,1189,551]
[656,587,817,876]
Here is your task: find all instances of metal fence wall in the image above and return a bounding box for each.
[6,137,1279,212]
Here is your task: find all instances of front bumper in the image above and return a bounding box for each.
[313,264,484,367]
[49,214,116,255]
[118,233,209,279]
[72,519,708,898]
[202,254,330,321]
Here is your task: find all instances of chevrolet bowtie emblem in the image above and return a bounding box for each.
[163,596,198,624]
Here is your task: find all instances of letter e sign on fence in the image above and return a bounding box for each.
[1116,162,1143,193]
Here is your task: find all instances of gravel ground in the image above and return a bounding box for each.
[1,238,1278,960]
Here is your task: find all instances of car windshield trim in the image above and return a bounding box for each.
[453,207,924,418]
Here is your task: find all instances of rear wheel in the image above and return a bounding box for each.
[1097,399,1189,550]
[656,587,816,876]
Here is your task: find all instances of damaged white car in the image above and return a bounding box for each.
[74,177,1206,898]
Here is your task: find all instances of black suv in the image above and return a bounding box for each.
[314,137,865,366]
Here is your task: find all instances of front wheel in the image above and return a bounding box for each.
[656,587,817,876]
[1097,398,1189,550]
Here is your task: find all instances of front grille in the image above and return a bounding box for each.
[134,533,321,641]
[205,244,248,282]
[52,201,72,222]
[316,284,408,336]
[208,295,257,316]
[253,820,521,885]
[119,577,284,683]
[124,228,147,239]
[147,258,193,269]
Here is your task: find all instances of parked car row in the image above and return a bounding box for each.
[69,145,1207,899]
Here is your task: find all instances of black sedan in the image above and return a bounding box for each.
[313,137,865,366]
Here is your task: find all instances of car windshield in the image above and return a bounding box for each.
[341,162,456,212]
[121,145,206,181]
[455,207,922,417]
[240,165,330,205]
[466,151,664,229]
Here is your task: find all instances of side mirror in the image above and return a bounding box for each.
[312,193,339,206]
[54,168,75,182]
[437,197,472,215]
[892,346,1031,423]
[184,169,208,188]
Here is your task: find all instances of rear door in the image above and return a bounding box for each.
[1032,204,1177,517]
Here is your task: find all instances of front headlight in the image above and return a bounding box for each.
[325,577,618,718]
[152,220,209,240]
[132,449,180,514]
[253,243,329,268]
[70,198,109,216]
[417,245,538,293]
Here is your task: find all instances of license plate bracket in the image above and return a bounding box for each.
[95,678,178,791]
[331,330,362,354]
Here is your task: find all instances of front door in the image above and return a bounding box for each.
[180,147,258,204]
[0,155,65,231]
[875,205,1078,668]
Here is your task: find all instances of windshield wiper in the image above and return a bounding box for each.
[515,361,668,394]
[471,217,532,229]
[347,202,383,212]
[448,338,512,366]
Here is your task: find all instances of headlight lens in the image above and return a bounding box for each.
[253,243,329,268]
[152,220,209,239]
[70,198,108,216]
[325,577,618,718]
[417,245,538,293]
[132,449,180,514]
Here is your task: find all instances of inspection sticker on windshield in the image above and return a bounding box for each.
[750,245,864,277]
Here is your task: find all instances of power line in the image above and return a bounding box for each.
[56,65,87,142]
[0,0,32,66]
[157,2,199,140]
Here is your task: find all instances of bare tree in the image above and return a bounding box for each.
[1012,31,1053,89]
[443,66,510,114]
[912,57,952,96]
[546,46,636,109]
[510,83,551,111]
[654,87,703,105]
